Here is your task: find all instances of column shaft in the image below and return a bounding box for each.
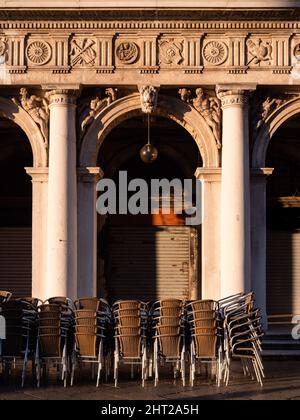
[219,89,251,297]
[25,168,48,300]
[46,90,78,299]
[195,168,222,301]
[77,167,103,298]
[251,168,274,329]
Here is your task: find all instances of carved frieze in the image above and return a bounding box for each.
[0,37,7,64]
[0,30,297,77]
[247,38,272,66]
[294,44,300,62]
[159,39,183,66]
[203,41,228,66]
[70,38,96,67]
[26,40,52,66]
[116,42,139,64]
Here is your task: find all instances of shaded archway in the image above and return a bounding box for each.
[0,97,47,168]
[266,114,300,323]
[97,115,202,303]
[80,92,219,168]
[0,116,33,297]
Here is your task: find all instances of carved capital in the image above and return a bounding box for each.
[47,90,79,106]
[217,84,256,109]
[217,89,249,109]
[25,167,49,183]
[195,167,222,182]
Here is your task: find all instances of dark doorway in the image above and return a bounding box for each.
[0,117,32,297]
[97,115,202,303]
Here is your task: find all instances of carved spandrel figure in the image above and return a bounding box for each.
[18,88,49,144]
[139,86,159,114]
[80,88,118,138]
[256,97,284,131]
[178,88,192,104]
[192,88,221,149]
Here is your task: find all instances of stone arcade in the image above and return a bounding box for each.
[0,1,299,331]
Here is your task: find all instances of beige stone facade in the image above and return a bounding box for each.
[0,1,300,330]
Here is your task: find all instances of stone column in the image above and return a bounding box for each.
[25,167,48,300]
[195,168,222,301]
[77,167,103,298]
[251,168,274,329]
[45,89,79,300]
[218,86,253,298]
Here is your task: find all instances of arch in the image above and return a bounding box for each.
[0,97,47,167]
[80,93,220,168]
[252,95,300,168]
[105,142,195,179]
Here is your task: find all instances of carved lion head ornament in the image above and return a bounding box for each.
[138,85,159,114]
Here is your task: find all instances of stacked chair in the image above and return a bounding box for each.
[71,298,112,387]
[35,299,74,388]
[112,300,149,388]
[150,299,186,387]
[186,300,223,387]
[0,299,37,387]
[219,293,265,387]
[0,291,12,305]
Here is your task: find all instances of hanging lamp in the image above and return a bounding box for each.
[140,114,158,164]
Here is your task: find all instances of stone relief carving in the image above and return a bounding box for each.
[79,88,118,139]
[159,39,183,65]
[178,88,192,103]
[179,87,221,149]
[139,86,159,114]
[0,37,7,64]
[247,39,272,65]
[26,40,52,66]
[294,44,300,62]
[250,92,299,138]
[116,42,139,64]
[203,41,228,66]
[71,39,96,67]
[13,88,49,144]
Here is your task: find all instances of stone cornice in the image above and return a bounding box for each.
[1,9,300,28]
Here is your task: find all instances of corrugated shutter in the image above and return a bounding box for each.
[267,229,300,316]
[108,226,191,302]
[0,227,32,297]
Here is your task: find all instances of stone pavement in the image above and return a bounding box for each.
[0,360,300,400]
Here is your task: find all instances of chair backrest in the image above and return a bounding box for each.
[194,333,218,358]
[75,298,100,311]
[117,334,142,359]
[113,300,142,311]
[157,316,181,326]
[190,300,217,312]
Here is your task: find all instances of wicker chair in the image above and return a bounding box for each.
[151,299,186,387]
[35,303,72,388]
[186,300,223,387]
[113,300,149,388]
[71,302,112,387]
[0,300,37,387]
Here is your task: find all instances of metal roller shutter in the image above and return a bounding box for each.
[108,226,192,302]
[267,229,300,316]
[0,227,32,297]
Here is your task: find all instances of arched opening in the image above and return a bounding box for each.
[97,115,202,303]
[0,116,33,297]
[266,114,300,322]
